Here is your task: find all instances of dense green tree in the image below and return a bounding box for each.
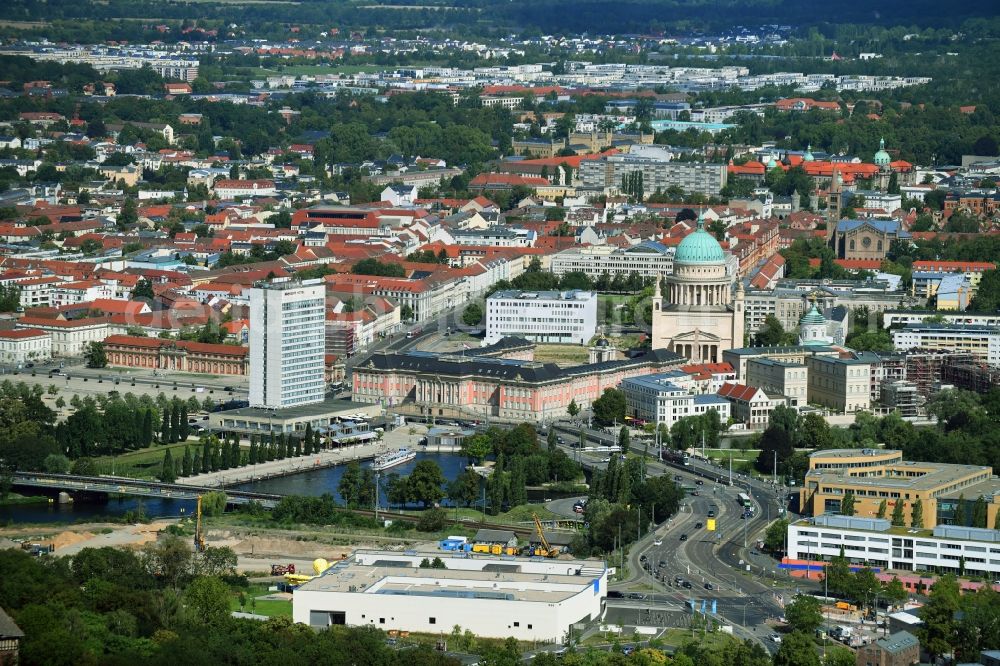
[764,519,789,553]
[592,388,626,427]
[785,595,824,635]
[920,574,961,662]
[773,630,820,666]
[891,499,906,526]
[160,449,177,483]
[407,459,446,506]
[840,491,856,516]
[462,302,483,326]
[83,341,107,368]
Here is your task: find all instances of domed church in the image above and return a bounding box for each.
[650,213,745,363]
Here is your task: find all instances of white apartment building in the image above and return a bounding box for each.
[14,276,61,309]
[213,179,277,199]
[745,358,808,407]
[50,280,115,307]
[0,328,51,366]
[293,550,607,643]
[550,241,674,279]
[788,515,1000,578]
[485,290,597,345]
[578,153,728,198]
[620,372,730,427]
[892,324,1000,366]
[249,278,327,409]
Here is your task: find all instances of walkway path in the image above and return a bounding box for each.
[177,424,432,488]
[177,442,389,488]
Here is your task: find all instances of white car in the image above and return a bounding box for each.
[653,538,663,546]
[769,634,782,644]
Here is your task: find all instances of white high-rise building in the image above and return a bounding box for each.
[249,278,327,409]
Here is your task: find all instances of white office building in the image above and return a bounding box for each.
[788,515,1000,578]
[293,550,608,643]
[249,278,327,409]
[550,241,674,279]
[620,371,730,427]
[485,290,597,344]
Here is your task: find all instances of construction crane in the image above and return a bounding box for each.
[531,513,559,558]
[194,495,206,553]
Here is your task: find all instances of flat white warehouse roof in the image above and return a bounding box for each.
[297,551,605,604]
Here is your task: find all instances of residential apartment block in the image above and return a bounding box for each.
[891,323,1000,366]
[578,152,728,198]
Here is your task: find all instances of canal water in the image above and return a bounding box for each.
[234,450,471,505]
[2,451,471,525]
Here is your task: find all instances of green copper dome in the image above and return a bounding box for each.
[766,155,778,169]
[675,213,725,264]
[800,303,826,325]
[874,137,891,167]
[803,144,815,162]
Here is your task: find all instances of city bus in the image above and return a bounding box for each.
[737,492,752,509]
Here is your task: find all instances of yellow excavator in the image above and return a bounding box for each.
[525,513,559,558]
[194,495,206,553]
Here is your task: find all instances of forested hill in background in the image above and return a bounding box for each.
[1,0,999,37]
[468,0,1000,35]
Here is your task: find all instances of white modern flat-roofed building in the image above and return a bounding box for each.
[249,278,327,409]
[788,515,1000,577]
[293,550,608,642]
[892,323,1000,366]
[550,241,674,279]
[486,289,597,345]
[620,372,730,427]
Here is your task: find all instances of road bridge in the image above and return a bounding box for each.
[11,472,282,508]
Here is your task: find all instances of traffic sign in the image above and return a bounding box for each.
[707,518,716,531]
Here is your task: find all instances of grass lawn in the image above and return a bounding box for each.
[92,441,196,478]
[231,587,292,618]
[533,344,589,365]
[704,449,760,462]
[658,628,738,651]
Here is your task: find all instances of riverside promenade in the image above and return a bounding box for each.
[176,441,390,488]
[176,424,435,488]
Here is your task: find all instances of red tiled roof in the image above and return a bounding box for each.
[104,334,247,357]
[0,328,48,339]
[718,383,762,401]
[469,173,550,187]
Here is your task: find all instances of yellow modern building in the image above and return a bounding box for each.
[799,448,1000,529]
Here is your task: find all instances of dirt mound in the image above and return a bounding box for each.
[231,536,353,560]
[51,530,94,550]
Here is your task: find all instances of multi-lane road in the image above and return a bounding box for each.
[547,423,814,652]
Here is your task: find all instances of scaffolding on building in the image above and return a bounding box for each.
[904,349,977,397]
[941,355,1000,394]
